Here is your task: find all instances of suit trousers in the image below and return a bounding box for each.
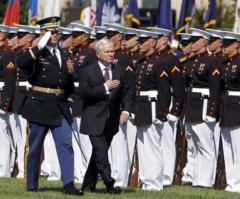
[81,123,115,190]
[26,116,74,190]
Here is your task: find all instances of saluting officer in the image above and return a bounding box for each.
[185,28,221,188]
[219,31,240,193]
[17,16,83,196]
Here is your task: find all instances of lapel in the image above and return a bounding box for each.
[94,62,105,83]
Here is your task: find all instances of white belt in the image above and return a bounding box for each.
[74,82,79,87]
[0,82,5,87]
[191,87,210,96]
[227,91,240,97]
[139,90,158,123]
[17,81,31,88]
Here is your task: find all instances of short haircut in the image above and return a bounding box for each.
[95,38,113,54]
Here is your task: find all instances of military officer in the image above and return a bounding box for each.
[219,31,240,193]
[134,29,171,191]
[17,16,83,195]
[184,28,221,188]
[0,25,17,177]
[148,27,185,186]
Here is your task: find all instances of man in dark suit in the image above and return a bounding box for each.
[78,38,133,194]
[17,16,83,196]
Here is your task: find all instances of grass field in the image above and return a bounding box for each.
[0,177,240,199]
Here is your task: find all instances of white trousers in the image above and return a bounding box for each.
[72,117,92,183]
[222,127,240,193]
[137,124,163,191]
[109,120,137,187]
[8,114,27,178]
[161,121,177,185]
[0,113,13,177]
[186,122,216,187]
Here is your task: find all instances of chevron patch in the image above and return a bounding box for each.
[126,66,133,72]
[7,62,14,70]
[160,71,168,77]
[171,66,180,73]
[212,69,220,76]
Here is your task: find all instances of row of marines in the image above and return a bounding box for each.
[0,16,240,195]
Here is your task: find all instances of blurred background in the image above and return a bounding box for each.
[0,0,239,32]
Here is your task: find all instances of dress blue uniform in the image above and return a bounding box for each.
[17,16,83,195]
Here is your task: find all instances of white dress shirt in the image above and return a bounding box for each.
[46,45,62,67]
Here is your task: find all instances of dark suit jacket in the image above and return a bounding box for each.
[17,46,74,126]
[78,61,133,136]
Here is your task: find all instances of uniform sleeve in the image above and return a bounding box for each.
[207,62,221,118]
[165,56,185,117]
[17,46,41,70]
[156,60,171,121]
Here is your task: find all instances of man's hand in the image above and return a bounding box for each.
[203,115,216,123]
[105,80,120,91]
[38,31,51,49]
[153,118,163,125]
[167,113,178,122]
[120,112,129,125]
[0,109,6,115]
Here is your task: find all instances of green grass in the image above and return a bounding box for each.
[0,178,240,199]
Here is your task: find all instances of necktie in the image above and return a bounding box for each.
[52,48,60,67]
[104,67,110,81]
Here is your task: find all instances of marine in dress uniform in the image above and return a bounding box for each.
[103,24,136,188]
[149,27,185,186]
[134,30,171,191]
[17,16,83,196]
[0,25,17,177]
[184,28,221,188]
[219,31,240,193]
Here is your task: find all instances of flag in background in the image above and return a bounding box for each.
[3,0,20,26]
[97,0,120,26]
[122,0,140,28]
[157,0,172,29]
[177,0,195,34]
[80,0,96,27]
[29,0,38,25]
[43,0,60,18]
[203,0,217,29]
[233,0,240,32]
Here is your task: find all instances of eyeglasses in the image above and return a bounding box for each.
[50,30,59,35]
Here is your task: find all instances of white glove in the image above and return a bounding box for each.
[167,113,178,122]
[203,115,216,123]
[38,31,51,49]
[153,118,163,125]
[0,109,6,115]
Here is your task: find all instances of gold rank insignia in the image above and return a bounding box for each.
[7,62,14,70]
[126,66,133,72]
[179,56,187,63]
[160,71,168,77]
[212,69,220,76]
[171,66,180,73]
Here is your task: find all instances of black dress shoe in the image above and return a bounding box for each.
[63,183,84,196]
[107,186,122,194]
[27,188,38,192]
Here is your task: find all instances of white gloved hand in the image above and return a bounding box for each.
[0,109,6,114]
[153,118,163,125]
[203,115,216,123]
[167,113,178,122]
[38,31,51,49]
